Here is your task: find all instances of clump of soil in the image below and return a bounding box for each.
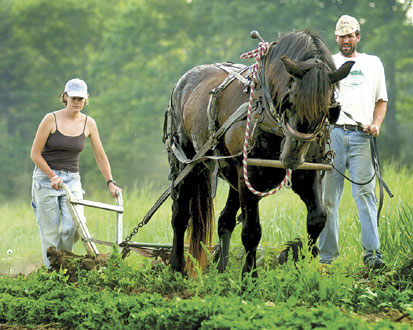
[47,247,108,282]
[356,308,413,326]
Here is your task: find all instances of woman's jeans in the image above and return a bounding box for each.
[32,167,84,268]
[318,128,381,264]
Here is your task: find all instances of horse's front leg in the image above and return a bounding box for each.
[169,187,190,274]
[216,186,240,272]
[292,170,326,257]
[239,182,261,277]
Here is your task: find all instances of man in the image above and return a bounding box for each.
[318,15,388,269]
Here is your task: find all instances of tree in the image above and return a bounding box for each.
[1,0,412,200]
[356,0,413,162]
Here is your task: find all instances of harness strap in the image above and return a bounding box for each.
[207,64,250,133]
[216,63,251,86]
[259,42,281,121]
[211,162,219,198]
[170,102,249,165]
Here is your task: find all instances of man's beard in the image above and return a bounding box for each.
[339,43,356,56]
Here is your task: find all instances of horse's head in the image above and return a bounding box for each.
[275,55,354,170]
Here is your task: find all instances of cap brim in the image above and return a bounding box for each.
[67,91,88,99]
[335,28,357,36]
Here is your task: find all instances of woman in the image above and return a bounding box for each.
[31,78,121,268]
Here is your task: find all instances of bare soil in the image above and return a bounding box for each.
[355,308,413,326]
[0,262,42,278]
[47,246,109,282]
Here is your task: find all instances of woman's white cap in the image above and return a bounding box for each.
[64,78,88,99]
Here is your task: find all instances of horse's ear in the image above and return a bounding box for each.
[328,61,355,84]
[281,55,307,79]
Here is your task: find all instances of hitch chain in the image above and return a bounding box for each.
[120,220,147,258]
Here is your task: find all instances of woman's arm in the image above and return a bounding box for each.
[87,117,122,198]
[30,113,62,190]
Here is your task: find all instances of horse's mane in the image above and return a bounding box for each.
[266,30,336,123]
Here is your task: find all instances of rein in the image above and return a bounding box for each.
[240,42,292,196]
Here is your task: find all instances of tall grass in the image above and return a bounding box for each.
[1,161,412,274]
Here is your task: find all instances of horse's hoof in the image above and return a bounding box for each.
[278,250,288,265]
[278,239,319,265]
[168,258,184,274]
[311,245,319,258]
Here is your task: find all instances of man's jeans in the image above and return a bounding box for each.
[32,167,84,268]
[318,127,381,264]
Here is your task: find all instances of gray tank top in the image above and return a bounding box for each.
[41,113,87,172]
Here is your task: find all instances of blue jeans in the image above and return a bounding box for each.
[318,128,381,264]
[32,167,84,268]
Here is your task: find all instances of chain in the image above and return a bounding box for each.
[120,214,150,258]
[122,222,145,245]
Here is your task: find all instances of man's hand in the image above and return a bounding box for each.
[363,124,380,137]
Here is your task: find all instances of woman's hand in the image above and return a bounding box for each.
[108,182,122,199]
[50,176,63,190]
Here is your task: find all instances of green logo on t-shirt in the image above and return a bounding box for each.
[341,69,365,87]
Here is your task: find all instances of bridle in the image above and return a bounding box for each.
[257,47,330,142]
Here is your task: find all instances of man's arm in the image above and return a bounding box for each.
[364,99,387,137]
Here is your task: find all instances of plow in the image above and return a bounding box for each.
[60,158,332,262]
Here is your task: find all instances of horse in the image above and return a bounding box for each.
[164,30,354,276]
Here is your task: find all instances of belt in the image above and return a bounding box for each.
[334,124,364,132]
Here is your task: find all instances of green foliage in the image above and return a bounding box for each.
[1,197,412,328]
[380,202,413,267]
[1,247,412,329]
[1,213,413,328]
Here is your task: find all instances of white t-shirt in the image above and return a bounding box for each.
[333,52,388,126]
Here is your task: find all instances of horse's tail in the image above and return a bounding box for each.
[186,164,215,273]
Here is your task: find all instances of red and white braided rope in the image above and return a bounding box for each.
[240,42,292,197]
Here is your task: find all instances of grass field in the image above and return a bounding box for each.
[0,162,412,329]
[1,161,411,274]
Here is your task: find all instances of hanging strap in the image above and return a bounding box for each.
[369,134,393,224]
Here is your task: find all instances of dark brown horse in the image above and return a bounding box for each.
[164,30,354,276]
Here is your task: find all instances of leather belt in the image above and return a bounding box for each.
[334,124,364,132]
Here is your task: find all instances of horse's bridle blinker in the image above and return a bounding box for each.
[257,48,329,142]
